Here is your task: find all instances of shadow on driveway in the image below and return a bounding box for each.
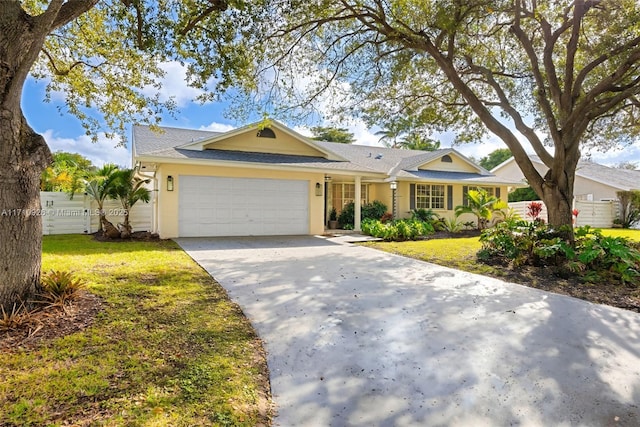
[177,236,640,427]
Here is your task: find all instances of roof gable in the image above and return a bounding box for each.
[395,149,488,175]
[416,151,484,173]
[179,120,346,161]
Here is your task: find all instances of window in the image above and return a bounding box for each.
[257,128,276,138]
[416,184,445,209]
[332,183,368,211]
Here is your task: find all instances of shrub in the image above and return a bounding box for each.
[40,270,85,306]
[411,208,439,223]
[616,190,640,228]
[441,217,463,233]
[361,219,434,241]
[362,200,387,220]
[380,212,394,223]
[479,223,640,285]
[338,200,388,228]
[337,202,355,228]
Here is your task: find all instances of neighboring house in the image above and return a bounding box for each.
[491,155,640,201]
[133,120,520,238]
[492,155,640,228]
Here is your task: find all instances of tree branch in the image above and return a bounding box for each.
[49,0,99,30]
[178,0,228,36]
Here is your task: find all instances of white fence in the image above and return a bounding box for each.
[40,192,152,235]
[508,200,619,228]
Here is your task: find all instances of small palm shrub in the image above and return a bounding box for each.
[411,208,439,223]
[362,219,434,241]
[441,217,463,233]
[40,270,85,306]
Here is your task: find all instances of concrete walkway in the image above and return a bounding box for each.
[177,235,640,426]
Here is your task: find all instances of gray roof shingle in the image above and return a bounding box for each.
[530,155,640,191]
[133,125,222,155]
[133,124,516,184]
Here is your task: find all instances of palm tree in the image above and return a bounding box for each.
[84,164,119,236]
[454,189,500,230]
[375,122,405,148]
[400,132,441,151]
[109,169,151,238]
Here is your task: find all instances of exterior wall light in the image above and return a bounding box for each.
[167,175,174,191]
[390,181,397,218]
[315,182,323,196]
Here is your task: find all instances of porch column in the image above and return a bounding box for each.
[354,176,362,231]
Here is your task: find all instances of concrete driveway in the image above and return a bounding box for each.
[177,235,640,426]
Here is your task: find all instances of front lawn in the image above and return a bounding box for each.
[364,228,640,312]
[0,235,271,426]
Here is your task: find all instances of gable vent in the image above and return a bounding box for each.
[441,154,453,163]
[257,128,276,138]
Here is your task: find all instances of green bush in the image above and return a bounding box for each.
[411,208,439,222]
[362,200,387,220]
[338,200,388,228]
[362,218,434,241]
[479,223,640,285]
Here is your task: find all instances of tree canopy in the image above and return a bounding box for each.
[478,149,512,171]
[0,0,255,310]
[227,0,640,237]
[41,151,95,193]
[17,0,255,141]
[310,126,355,143]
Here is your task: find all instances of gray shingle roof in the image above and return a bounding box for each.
[397,170,519,185]
[133,124,517,183]
[133,125,222,155]
[143,147,378,173]
[530,155,640,191]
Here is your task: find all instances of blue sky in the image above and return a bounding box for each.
[21,60,640,169]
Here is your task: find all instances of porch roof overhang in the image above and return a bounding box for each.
[392,170,525,187]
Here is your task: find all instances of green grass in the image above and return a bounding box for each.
[600,228,640,241]
[0,235,271,426]
[364,228,640,276]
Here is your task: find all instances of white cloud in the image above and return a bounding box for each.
[43,130,131,168]
[198,121,236,132]
[143,61,217,107]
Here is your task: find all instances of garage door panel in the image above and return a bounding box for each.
[178,176,309,237]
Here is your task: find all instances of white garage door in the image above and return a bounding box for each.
[178,176,309,237]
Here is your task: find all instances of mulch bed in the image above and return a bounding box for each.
[92,230,162,242]
[478,258,640,313]
[0,291,103,352]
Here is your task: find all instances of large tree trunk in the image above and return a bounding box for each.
[0,112,51,311]
[0,2,57,311]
